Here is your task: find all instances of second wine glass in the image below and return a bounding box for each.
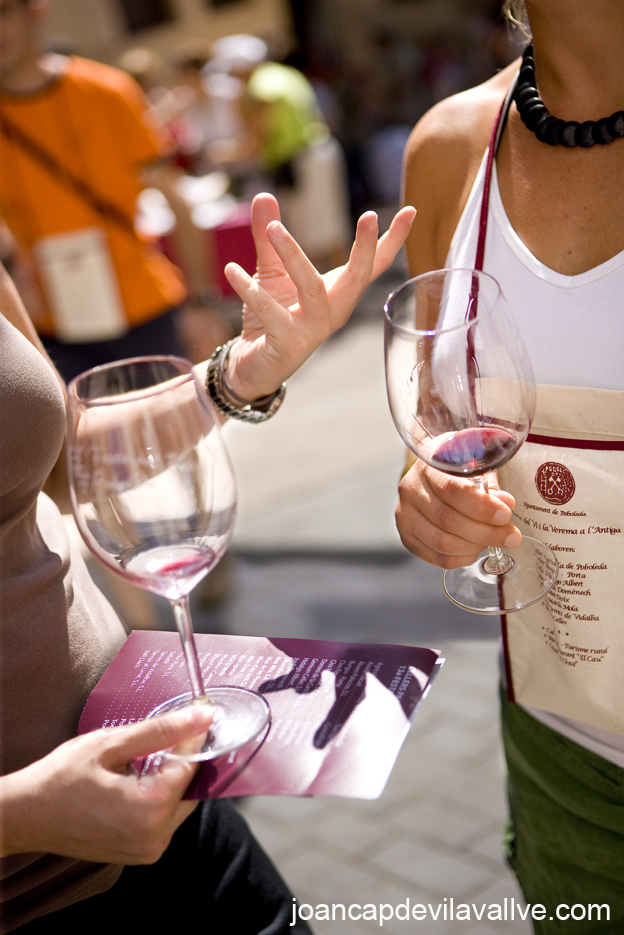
[384,268,558,614]
[67,356,269,760]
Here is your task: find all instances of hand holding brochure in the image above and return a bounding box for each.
[79,631,442,800]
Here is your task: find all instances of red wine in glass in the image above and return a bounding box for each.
[427,427,519,476]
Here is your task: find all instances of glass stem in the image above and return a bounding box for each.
[471,475,514,575]
[171,595,206,701]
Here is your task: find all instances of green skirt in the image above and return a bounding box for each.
[502,691,624,933]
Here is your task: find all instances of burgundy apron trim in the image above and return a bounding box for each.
[465,96,510,399]
[474,99,506,273]
[527,433,624,451]
[474,76,517,273]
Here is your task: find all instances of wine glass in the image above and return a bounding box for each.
[384,268,558,614]
[66,356,269,759]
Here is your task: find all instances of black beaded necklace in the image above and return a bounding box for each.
[514,43,624,147]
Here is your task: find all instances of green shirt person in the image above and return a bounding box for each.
[246,62,328,170]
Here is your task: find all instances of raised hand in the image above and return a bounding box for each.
[222,193,416,402]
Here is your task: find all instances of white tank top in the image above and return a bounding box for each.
[446,151,624,766]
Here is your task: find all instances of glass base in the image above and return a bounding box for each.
[148,687,270,762]
[442,536,558,615]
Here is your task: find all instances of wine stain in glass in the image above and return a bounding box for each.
[428,427,519,475]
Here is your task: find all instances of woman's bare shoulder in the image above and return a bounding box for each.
[404,63,518,273]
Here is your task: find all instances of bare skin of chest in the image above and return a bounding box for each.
[497,112,624,276]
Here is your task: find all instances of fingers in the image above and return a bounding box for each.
[102,704,215,767]
[342,210,381,289]
[320,211,380,315]
[4,710,208,866]
[371,206,417,280]
[396,464,520,570]
[224,262,292,331]
[324,208,414,316]
[484,476,515,512]
[250,193,284,275]
[424,465,517,526]
[265,220,329,309]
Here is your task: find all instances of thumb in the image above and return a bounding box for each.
[101,704,215,768]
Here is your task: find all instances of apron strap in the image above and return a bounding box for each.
[466,78,518,398]
[470,74,520,701]
[474,75,519,272]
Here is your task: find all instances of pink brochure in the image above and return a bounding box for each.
[78,631,442,800]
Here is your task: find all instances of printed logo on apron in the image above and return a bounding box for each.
[535,462,576,505]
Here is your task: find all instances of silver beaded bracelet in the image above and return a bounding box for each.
[205,338,286,423]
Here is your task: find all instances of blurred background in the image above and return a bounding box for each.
[43,0,520,221]
[10,1,531,931]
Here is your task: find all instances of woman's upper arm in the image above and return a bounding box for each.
[402,66,517,277]
[0,262,67,399]
[0,262,43,346]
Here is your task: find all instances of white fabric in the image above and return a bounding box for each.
[498,643,624,768]
[446,150,624,765]
[448,154,624,390]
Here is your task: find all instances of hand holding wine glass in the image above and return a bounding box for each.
[385,268,558,614]
[395,458,518,570]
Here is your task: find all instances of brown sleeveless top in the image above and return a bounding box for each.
[0,315,127,931]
